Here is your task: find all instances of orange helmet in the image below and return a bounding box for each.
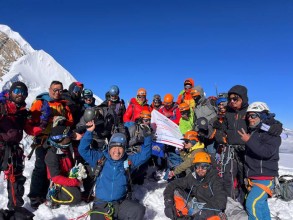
[183,131,198,141]
[193,152,211,164]
[140,110,151,119]
[137,88,146,96]
[164,94,174,104]
[190,89,200,97]
[178,102,190,112]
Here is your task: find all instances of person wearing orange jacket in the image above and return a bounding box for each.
[176,78,195,109]
[28,80,74,209]
[159,94,181,125]
[123,88,151,128]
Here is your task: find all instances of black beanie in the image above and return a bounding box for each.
[9,81,28,95]
[50,125,70,143]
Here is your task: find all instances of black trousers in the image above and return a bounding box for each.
[28,146,50,200]
[90,199,145,220]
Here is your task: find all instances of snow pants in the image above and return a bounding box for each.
[90,199,146,220]
[246,179,274,220]
[28,146,50,201]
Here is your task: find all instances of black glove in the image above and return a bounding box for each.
[268,122,283,136]
[164,206,175,219]
[164,199,175,219]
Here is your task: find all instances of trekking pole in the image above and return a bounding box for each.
[27,137,38,160]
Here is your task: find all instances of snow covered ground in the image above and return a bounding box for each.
[0,131,292,220]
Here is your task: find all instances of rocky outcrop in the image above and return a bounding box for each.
[0,31,26,77]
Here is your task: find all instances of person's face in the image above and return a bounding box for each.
[217,102,227,114]
[228,94,242,110]
[10,88,27,104]
[180,110,190,120]
[184,84,192,92]
[84,96,93,104]
[142,118,151,125]
[194,163,209,177]
[109,146,125,160]
[49,84,63,100]
[137,95,146,103]
[247,112,261,127]
[183,140,193,149]
[164,102,173,110]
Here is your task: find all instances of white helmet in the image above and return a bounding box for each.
[247,102,270,113]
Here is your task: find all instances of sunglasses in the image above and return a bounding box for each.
[13,88,28,96]
[184,85,192,90]
[153,99,161,103]
[194,163,210,170]
[143,119,150,122]
[228,96,239,103]
[52,88,63,94]
[247,113,259,119]
[85,96,93,100]
[183,140,191,144]
[137,95,146,99]
[164,102,173,106]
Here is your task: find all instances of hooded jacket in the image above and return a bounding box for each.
[224,85,249,145]
[245,115,281,178]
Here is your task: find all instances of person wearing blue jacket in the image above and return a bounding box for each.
[78,120,152,220]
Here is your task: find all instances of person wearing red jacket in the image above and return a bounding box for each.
[159,94,181,125]
[123,88,151,127]
[0,82,43,210]
[44,123,82,208]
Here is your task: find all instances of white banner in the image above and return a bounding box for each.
[151,110,184,149]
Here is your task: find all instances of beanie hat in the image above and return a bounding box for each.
[9,81,28,96]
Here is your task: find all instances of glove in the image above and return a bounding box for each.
[268,122,283,136]
[40,100,51,121]
[69,166,79,179]
[140,124,152,137]
[164,206,175,219]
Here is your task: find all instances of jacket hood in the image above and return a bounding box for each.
[228,85,249,108]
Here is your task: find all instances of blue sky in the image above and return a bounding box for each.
[1,0,293,129]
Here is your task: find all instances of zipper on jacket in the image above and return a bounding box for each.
[111,165,116,200]
[260,160,263,174]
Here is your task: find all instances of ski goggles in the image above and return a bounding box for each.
[72,86,81,93]
[12,88,28,97]
[247,113,259,119]
[194,163,211,170]
[50,132,72,142]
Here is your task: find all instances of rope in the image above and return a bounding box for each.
[4,164,17,206]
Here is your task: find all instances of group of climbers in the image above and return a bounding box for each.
[0,78,285,220]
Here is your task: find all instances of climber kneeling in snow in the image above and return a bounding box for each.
[45,121,86,208]
[78,120,152,220]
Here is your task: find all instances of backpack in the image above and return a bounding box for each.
[275,175,293,201]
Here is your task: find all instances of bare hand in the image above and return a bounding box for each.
[86,120,95,132]
[237,128,250,142]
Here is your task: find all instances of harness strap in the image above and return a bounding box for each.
[247,178,273,197]
[4,163,17,206]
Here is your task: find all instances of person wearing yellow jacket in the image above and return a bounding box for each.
[168,131,204,179]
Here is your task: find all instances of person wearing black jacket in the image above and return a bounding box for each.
[238,102,281,220]
[163,152,227,220]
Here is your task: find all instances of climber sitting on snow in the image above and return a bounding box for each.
[44,119,87,208]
